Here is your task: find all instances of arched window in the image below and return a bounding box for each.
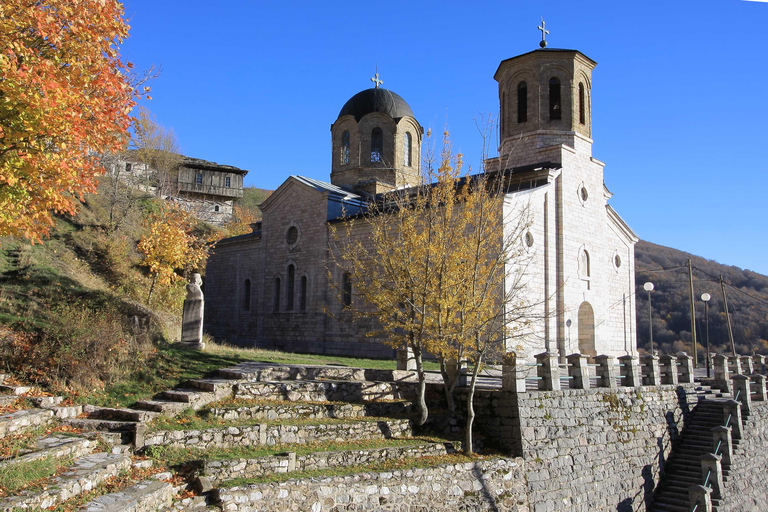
[243,279,251,311]
[579,250,591,278]
[342,272,352,307]
[404,132,412,167]
[286,264,295,311]
[274,278,281,311]
[370,127,383,163]
[214,205,220,212]
[579,83,585,125]
[341,130,350,165]
[517,81,527,123]
[300,275,308,311]
[549,78,561,120]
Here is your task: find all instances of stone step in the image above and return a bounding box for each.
[0,435,95,466]
[0,395,16,407]
[133,399,192,416]
[83,405,160,423]
[0,384,32,395]
[235,380,417,403]
[217,362,418,384]
[0,452,131,511]
[186,378,240,397]
[0,374,6,384]
[29,396,64,407]
[157,389,217,409]
[80,479,174,512]
[201,441,458,484]
[208,400,413,422]
[652,500,690,512]
[0,408,55,439]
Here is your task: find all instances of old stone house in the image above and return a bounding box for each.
[204,45,638,362]
[104,153,248,225]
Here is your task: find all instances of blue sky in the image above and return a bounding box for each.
[120,0,768,275]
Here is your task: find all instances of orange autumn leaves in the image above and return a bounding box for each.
[0,0,135,241]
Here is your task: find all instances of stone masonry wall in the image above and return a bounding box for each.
[459,384,697,512]
[234,380,417,403]
[717,400,768,511]
[215,458,529,512]
[142,419,412,451]
[209,401,412,422]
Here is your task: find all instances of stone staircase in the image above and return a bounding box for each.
[1,361,459,511]
[651,381,739,512]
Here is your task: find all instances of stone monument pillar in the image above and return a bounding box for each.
[181,273,205,349]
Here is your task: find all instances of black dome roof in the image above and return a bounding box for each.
[338,88,414,122]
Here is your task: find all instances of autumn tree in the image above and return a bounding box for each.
[137,203,213,304]
[330,130,534,445]
[0,0,136,241]
[129,107,183,198]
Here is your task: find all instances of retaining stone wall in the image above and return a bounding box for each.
[143,419,412,450]
[209,401,412,422]
[0,408,54,439]
[457,384,697,511]
[717,401,768,511]
[215,457,529,512]
[234,380,417,402]
[203,443,456,483]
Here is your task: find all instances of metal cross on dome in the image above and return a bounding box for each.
[371,70,383,89]
[538,18,549,48]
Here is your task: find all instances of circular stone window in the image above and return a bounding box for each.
[524,231,534,248]
[579,185,589,202]
[614,254,622,268]
[286,226,299,246]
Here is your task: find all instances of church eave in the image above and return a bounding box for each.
[606,205,639,243]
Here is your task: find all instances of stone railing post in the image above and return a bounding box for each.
[502,352,527,393]
[618,355,641,387]
[713,354,731,393]
[688,485,712,512]
[566,353,590,389]
[659,355,678,385]
[731,374,752,414]
[640,355,660,386]
[396,346,416,371]
[752,354,766,375]
[728,355,742,375]
[700,453,723,500]
[711,425,733,467]
[751,374,766,401]
[740,356,754,376]
[594,355,617,389]
[723,400,742,440]
[535,352,560,391]
[677,353,694,384]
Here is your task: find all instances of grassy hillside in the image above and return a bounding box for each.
[635,240,768,357]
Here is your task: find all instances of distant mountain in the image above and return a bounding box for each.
[634,240,768,357]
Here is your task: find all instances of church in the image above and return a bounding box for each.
[203,42,639,363]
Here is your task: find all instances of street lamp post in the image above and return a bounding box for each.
[701,292,711,378]
[644,282,655,356]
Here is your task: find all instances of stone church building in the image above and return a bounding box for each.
[204,45,639,362]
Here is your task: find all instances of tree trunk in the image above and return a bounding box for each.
[413,346,429,426]
[465,359,482,454]
[440,358,461,417]
[147,274,157,305]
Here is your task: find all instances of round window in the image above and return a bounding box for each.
[286,226,299,245]
[525,231,534,247]
[614,254,622,268]
[580,186,589,202]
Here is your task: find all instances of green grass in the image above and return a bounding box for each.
[0,455,74,496]
[144,436,451,466]
[220,452,481,487]
[148,406,401,432]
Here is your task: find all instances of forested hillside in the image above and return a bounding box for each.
[634,240,768,357]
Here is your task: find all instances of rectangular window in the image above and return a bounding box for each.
[125,163,132,173]
[195,173,203,184]
[225,177,231,187]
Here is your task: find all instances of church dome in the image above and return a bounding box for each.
[337,88,414,122]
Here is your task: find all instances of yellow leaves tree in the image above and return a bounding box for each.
[137,204,212,304]
[0,0,136,241]
[331,130,533,451]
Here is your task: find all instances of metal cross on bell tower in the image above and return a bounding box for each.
[538,18,549,48]
[371,68,383,89]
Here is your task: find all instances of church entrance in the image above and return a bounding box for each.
[578,301,596,358]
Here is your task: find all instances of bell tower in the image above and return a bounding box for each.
[494,47,597,169]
